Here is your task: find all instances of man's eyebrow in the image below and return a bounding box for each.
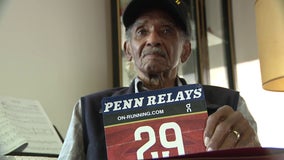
[161,22,177,27]
[133,19,176,27]
[132,19,148,27]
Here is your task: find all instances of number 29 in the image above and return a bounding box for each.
[134,122,185,159]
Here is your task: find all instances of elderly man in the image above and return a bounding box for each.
[59,0,261,159]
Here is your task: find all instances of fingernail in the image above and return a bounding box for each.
[204,136,209,147]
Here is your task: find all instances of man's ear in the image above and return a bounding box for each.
[123,41,132,61]
[181,40,191,63]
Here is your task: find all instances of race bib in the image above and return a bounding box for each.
[102,84,208,160]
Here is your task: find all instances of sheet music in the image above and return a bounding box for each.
[0,96,62,155]
[0,106,27,155]
[2,156,58,160]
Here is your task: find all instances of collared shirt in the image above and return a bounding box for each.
[58,78,258,160]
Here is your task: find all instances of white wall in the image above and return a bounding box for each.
[0,0,112,138]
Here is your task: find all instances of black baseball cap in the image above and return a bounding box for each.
[122,0,191,36]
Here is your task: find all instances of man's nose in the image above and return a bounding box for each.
[146,31,161,47]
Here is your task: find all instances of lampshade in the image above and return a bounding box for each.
[255,0,284,91]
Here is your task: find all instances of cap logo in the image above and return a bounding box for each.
[175,0,181,5]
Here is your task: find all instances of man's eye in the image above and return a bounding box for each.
[161,27,173,35]
[136,29,147,36]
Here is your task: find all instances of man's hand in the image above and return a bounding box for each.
[203,105,261,151]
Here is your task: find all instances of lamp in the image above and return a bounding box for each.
[255,0,284,91]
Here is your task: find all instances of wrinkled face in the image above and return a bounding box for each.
[124,9,191,76]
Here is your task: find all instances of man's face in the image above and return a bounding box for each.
[124,9,191,77]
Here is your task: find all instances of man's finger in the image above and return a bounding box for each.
[203,106,234,148]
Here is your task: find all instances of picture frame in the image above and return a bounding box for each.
[110,0,236,89]
[111,0,202,87]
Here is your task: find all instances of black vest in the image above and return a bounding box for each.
[81,79,239,160]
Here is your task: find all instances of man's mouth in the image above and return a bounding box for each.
[142,47,166,58]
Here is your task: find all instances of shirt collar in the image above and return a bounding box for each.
[134,77,184,93]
